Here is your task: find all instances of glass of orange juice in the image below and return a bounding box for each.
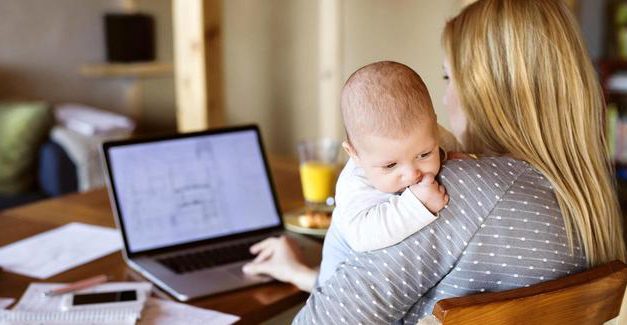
[297,138,341,217]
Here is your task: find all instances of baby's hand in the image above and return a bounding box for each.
[409,173,449,214]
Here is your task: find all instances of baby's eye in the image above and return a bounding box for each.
[383,162,397,169]
[419,152,432,159]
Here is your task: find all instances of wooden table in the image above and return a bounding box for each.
[0,156,309,324]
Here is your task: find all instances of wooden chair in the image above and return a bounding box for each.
[432,260,627,325]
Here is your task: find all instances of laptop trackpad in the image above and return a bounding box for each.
[225,263,272,282]
[167,265,267,298]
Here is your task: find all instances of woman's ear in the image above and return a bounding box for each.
[342,141,359,162]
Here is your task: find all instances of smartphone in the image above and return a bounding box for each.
[61,290,141,311]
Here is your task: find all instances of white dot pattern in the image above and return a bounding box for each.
[294,157,586,324]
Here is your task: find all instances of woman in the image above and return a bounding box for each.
[441,0,624,267]
[245,0,626,322]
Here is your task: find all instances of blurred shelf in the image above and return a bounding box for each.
[599,58,627,67]
[615,161,627,181]
[599,58,627,98]
[79,62,173,78]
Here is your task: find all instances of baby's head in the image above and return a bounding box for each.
[341,61,441,193]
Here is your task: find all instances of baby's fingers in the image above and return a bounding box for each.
[419,173,436,186]
[438,184,446,194]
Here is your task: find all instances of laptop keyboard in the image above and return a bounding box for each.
[157,240,258,274]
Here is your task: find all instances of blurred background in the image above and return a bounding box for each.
[1,0,626,210]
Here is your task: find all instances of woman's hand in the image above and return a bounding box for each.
[242,236,319,292]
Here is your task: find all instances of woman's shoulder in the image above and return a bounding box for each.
[439,156,553,210]
[441,156,547,186]
[443,156,529,173]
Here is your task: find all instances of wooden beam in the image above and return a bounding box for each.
[173,0,224,132]
[318,0,343,140]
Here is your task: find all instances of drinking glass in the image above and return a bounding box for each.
[297,138,341,215]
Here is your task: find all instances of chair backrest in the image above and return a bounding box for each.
[433,260,627,325]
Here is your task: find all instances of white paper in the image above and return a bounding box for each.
[0,222,122,279]
[0,298,14,309]
[138,298,239,325]
[13,282,152,313]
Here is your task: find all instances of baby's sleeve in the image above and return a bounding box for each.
[334,162,437,252]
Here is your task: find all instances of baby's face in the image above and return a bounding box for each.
[352,123,441,193]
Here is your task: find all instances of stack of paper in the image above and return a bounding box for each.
[0,282,152,324]
[54,103,135,137]
[12,282,152,313]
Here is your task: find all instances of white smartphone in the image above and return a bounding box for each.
[61,290,142,311]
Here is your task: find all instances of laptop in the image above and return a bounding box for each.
[102,125,316,301]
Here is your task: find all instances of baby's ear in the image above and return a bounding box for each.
[342,141,359,162]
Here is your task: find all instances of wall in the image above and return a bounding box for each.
[0,0,176,132]
[223,0,460,155]
[0,0,460,155]
[578,0,606,60]
[222,0,320,155]
[0,0,125,111]
[137,0,176,132]
[342,0,459,129]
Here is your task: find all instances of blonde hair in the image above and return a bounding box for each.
[443,0,625,266]
[341,61,435,148]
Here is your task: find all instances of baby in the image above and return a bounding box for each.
[319,61,460,283]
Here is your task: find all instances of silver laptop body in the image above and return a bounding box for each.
[102,125,304,301]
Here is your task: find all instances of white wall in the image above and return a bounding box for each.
[137,0,176,131]
[222,0,320,155]
[223,0,460,155]
[342,0,460,129]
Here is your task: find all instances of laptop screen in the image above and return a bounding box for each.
[106,128,282,254]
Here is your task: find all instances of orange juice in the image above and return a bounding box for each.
[299,161,337,203]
